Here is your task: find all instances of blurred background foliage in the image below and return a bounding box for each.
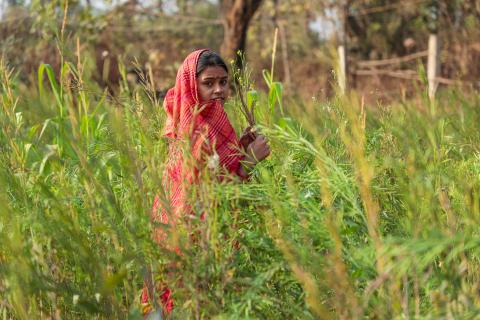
[1,0,479,102]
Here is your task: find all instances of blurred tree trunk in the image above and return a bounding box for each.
[178,0,188,14]
[220,0,263,68]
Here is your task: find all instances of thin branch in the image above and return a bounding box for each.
[348,0,428,16]
[356,51,428,68]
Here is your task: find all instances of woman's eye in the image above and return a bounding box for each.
[220,80,228,86]
[204,82,213,87]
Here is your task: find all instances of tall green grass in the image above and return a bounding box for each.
[1,52,480,319]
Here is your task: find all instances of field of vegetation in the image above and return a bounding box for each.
[1,47,480,319]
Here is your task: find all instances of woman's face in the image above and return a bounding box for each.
[196,66,229,105]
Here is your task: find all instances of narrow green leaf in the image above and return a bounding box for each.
[38,63,63,115]
[273,82,284,115]
[262,69,272,87]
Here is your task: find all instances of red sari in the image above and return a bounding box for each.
[142,49,246,315]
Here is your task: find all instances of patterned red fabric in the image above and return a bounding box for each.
[143,49,245,315]
[141,286,173,315]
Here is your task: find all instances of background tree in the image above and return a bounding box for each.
[220,0,264,67]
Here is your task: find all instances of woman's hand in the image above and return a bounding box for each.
[245,135,270,166]
[238,126,257,151]
[237,134,270,179]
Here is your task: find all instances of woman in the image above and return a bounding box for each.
[141,49,270,317]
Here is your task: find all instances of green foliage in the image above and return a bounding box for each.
[1,52,480,320]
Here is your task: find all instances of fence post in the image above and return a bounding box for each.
[338,45,347,94]
[427,33,440,98]
[337,0,349,94]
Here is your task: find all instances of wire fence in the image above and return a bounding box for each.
[334,0,479,97]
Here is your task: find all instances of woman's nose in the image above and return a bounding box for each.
[214,84,223,94]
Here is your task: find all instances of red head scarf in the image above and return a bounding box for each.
[162,49,242,171]
[152,49,243,228]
